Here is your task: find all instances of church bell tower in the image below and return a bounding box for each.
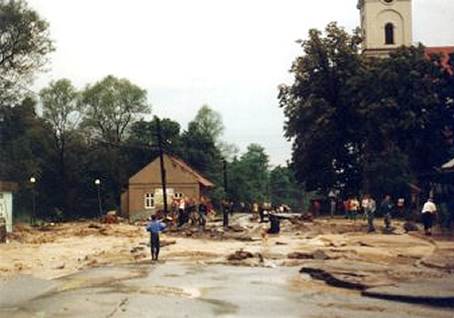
[358,0,413,57]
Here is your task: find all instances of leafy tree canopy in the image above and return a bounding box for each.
[0,0,54,103]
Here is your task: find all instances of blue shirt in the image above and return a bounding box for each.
[146,220,166,234]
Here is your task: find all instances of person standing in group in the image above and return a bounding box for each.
[361,195,369,220]
[328,190,337,218]
[146,214,167,261]
[350,197,360,221]
[396,197,406,219]
[363,195,377,232]
[344,198,350,219]
[421,198,437,236]
[198,196,208,229]
[222,199,230,228]
[380,195,394,231]
[177,197,186,227]
[259,202,266,223]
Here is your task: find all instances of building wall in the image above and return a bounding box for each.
[360,0,412,55]
[0,192,13,232]
[122,155,203,220]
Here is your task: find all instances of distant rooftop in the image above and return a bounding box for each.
[425,46,454,73]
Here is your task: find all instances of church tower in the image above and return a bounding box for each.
[358,0,413,57]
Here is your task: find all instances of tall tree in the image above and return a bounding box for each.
[279,22,363,194]
[0,0,54,103]
[81,75,150,207]
[192,105,224,142]
[81,75,150,144]
[0,97,54,216]
[191,104,238,160]
[228,144,270,204]
[269,166,303,209]
[125,117,182,175]
[40,79,81,215]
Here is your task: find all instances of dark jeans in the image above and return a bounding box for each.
[367,211,375,232]
[223,208,229,227]
[150,232,160,260]
[384,212,392,229]
[422,212,434,233]
[199,212,206,227]
[178,209,186,227]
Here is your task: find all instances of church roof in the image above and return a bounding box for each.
[425,46,454,73]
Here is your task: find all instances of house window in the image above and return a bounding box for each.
[144,193,154,209]
[385,23,394,45]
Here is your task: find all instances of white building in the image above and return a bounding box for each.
[0,181,18,233]
[358,0,413,57]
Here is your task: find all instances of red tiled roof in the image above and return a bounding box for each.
[167,155,215,187]
[425,46,454,73]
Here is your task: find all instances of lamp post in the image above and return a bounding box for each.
[94,179,103,217]
[30,177,36,225]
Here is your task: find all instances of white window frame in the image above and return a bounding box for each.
[144,193,155,209]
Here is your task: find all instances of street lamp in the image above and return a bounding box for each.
[94,179,103,218]
[30,177,36,225]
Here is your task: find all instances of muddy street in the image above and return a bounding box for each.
[1,214,454,317]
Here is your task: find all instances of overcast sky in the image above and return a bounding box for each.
[27,0,454,166]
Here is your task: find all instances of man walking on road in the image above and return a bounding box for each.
[146,215,166,261]
[421,198,437,236]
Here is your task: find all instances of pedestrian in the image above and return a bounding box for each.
[177,198,186,227]
[267,211,281,234]
[350,197,360,221]
[146,214,167,261]
[259,203,266,223]
[222,199,230,228]
[421,198,437,236]
[363,195,377,232]
[380,195,394,231]
[396,197,406,219]
[330,198,337,218]
[198,196,208,229]
[361,195,369,220]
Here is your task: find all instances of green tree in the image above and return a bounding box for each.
[279,22,363,194]
[191,104,238,160]
[81,75,150,207]
[0,97,54,217]
[0,0,54,103]
[125,117,182,176]
[269,166,303,209]
[40,79,81,216]
[228,144,270,204]
[192,105,224,142]
[81,75,150,144]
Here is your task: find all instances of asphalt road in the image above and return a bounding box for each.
[1,262,453,318]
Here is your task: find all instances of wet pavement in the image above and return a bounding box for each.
[1,262,453,318]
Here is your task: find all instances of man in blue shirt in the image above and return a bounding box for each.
[146,215,167,261]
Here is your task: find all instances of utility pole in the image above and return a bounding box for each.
[30,177,36,225]
[223,160,228,193]
[155,116,168,215]
[94,179,103,217]
[222,159,229,227]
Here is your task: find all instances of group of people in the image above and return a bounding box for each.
[170,196,212,229]
[145,193,440,262]
[340,194,437,235]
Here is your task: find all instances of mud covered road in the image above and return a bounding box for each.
[1,214,454,317]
